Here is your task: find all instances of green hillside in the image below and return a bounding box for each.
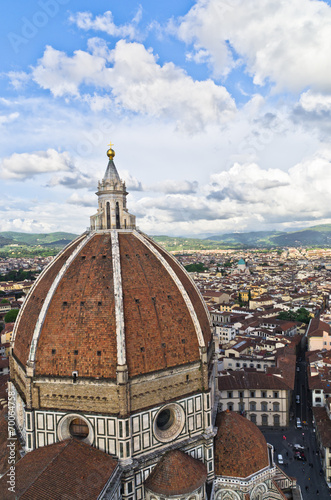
[152,236,242,251]
[207,231,286,246]
[0,232,78,246]
[2,224,331,255]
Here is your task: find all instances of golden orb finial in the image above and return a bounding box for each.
[107,140,115,160]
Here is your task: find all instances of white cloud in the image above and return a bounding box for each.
[67,192,96,207]
[31,40,236,131]
[32,45,110,98]
[47,170,96,189]
[0,112,19,125]
[176,0,331,92]
[150,179,198,194]
[130,149,331,235]
[120,170,143,191]
[299,90,331,114]
[69,8,142,40]
[0,149,74,180]
[0,218,55,233]
[7,71,30,90]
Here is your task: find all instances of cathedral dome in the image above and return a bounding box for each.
[12,230,211,380]
[11,144,212,406]
[214,411,269,478]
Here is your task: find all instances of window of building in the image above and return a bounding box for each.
[261,401,268,412]
[273,402,280,412]
[239,403,245,413]
[273,391,279,398]
[315,390,321,394]
[236,362,240,367]
[228,363,232,367]
[69,418,89,440]
[324,341,327,345]
[227,403,233,411]
[239,391,244,398]
[250,401,256,411]
[261,391,267,398]
[273,414,280,426]
[250,391,255,398]
[243,363,247,368]
[257,363,261,369]
[250,414,256,424]
[261,414,268,426]
[227,391,233,399]
[316,397,321,402]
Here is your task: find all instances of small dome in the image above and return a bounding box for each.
[145,449,207,495]
[214,411,269,478]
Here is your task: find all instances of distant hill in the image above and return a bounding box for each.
[2,224,331,253]
[0,232,78,247]
[0,235,14,248]
[205,224,331,248]
[207,231,286,246]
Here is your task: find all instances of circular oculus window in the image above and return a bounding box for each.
[153,403,185,443]
[57,413,94,445]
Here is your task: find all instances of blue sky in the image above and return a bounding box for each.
[1,0,331,236]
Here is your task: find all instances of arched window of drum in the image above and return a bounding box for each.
[116,201,120,229]
[106,202,111,229]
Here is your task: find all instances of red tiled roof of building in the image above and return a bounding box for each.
[307,317,331,337]
[3,323,14,334]
[145,449,207,495]
[214,411,269,478]
[13,232,211,379]
[0,438,118,500]
[218,369,292,391]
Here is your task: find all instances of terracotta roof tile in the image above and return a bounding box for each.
[13,238,83,369]
[218,370,291,391]
[0,439,118,500]
[214,411,269,478]
[13,231,209,379]
[145,449,207,495]
[147,236,212,347]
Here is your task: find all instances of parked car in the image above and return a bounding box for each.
[278,454,284,465]
[296,395,300,404]
[297,366,300,372]
[296,418,302,429]
[293,444,304,451]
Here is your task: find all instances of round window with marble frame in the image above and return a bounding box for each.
[153,403,185,443]
[57,413,94,445]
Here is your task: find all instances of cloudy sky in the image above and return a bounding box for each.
[1,0,331,237]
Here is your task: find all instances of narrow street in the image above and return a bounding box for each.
[263,425,330,499]
[263,344,330,499]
